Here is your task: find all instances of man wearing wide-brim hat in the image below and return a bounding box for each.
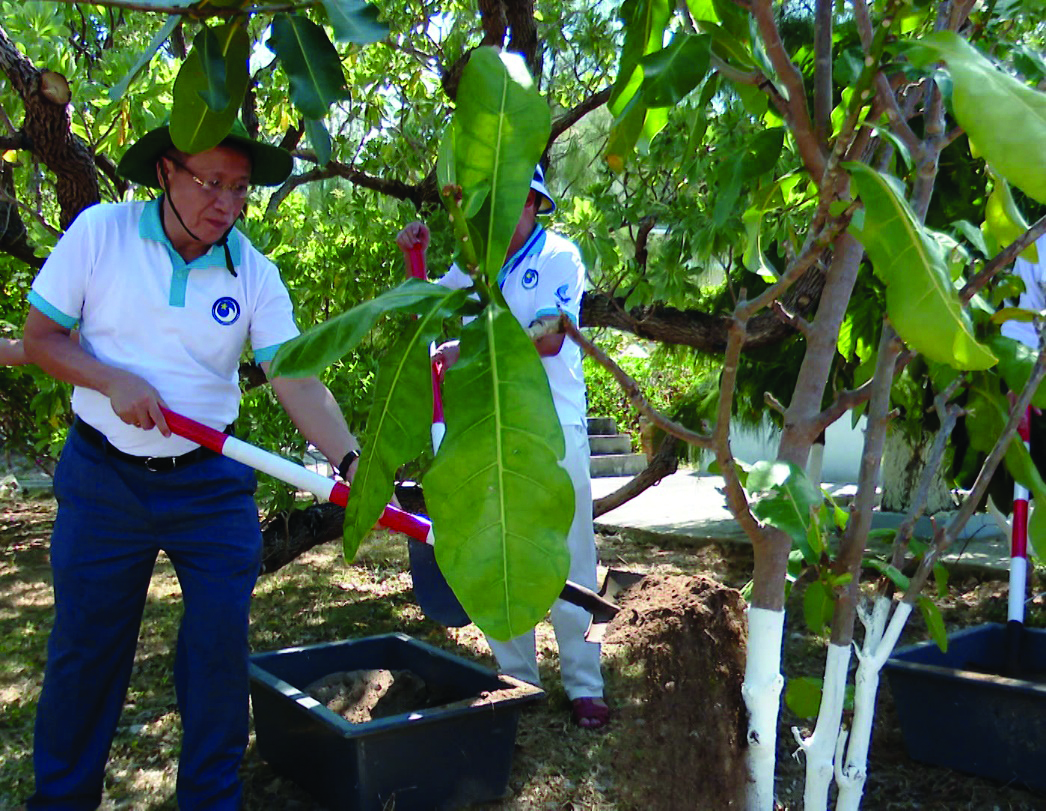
[22,120,362,810]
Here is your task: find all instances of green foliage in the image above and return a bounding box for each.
[582,336,706,450]
[267,14,350,121]
[341,295,469,560]
[426,304,573,641]
[908,32,1046,205]
[847,162,997,371]
[171,21,249,152]
[438,47,550,284]
[745,460,823,548]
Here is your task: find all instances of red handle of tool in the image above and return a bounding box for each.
[159,407,432,544]
[403,242,445,428]
[406,243,426,280]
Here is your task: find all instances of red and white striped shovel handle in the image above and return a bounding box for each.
[159,407,432,544]
[1010,406,1032,625]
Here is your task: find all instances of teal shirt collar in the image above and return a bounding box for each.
[497,224,546,289]
[139,197,243,306]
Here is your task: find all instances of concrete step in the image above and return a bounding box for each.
[590,452,648,478]
[588,433,632,455]
[587,416,617,436]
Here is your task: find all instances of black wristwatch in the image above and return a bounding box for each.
[338,449,361,480]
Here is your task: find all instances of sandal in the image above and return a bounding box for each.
[571,697,610,729]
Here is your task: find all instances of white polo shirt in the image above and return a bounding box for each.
[438,225,587,427]
[1002,234,1046,350]
[29,199,299,456]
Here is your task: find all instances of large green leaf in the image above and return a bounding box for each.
[170,21,249,152]
[441,47,549,285]
[270,279,466,378]
[342,299,460,560]
[194,26,231,112]
[320,0,388,44]
[745,460,823,548]
[425,304,573,641]
[108,14,181,102]
[267,13,349,120]
[908,32,1046,205]
[846,162,997,371]
[638,34,712,108]
[606,0,673,166]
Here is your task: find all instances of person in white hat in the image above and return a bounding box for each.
[396,164,609,729]
[21,119,362,810]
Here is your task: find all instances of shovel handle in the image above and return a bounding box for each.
[159,407,432,544]
[160,408,614,624]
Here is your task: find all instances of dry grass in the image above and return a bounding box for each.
[3,494,1046,810]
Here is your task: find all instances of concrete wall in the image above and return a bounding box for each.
[729,415,869,485]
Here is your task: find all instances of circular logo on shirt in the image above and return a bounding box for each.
[521,269,539,289]
[212,297,241,326]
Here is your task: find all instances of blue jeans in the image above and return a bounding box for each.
[29,424,261,810]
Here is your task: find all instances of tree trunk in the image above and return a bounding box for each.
[879,426,954,515]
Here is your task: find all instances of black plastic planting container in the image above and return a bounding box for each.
[249,633,544,810]
[884,622,1046,791]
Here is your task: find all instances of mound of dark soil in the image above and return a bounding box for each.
[605,573,749,809]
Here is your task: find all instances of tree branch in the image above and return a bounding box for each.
[559,317,713,449]
[961,212,1046,300]
[550,87,612,142]
[750,0,826,179]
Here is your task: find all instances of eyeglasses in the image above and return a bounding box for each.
[164,155,251,201]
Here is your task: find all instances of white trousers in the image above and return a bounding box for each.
[486,423,604,700]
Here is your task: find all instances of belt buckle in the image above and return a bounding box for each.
[144,456,171,473]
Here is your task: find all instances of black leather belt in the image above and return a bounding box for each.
[73,418,218,473]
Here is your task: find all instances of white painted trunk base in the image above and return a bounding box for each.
[743,607,785,811]
[835,598,913,811]
[795,643,851,811]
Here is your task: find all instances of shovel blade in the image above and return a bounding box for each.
[583,568,645,643]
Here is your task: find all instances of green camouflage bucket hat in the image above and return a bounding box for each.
[117,118,292,189]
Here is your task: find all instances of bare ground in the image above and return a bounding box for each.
[2,495,1046,810]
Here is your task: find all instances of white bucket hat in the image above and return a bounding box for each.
[530,164,556,214]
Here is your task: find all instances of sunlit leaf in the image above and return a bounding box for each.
[271,279,467,377]
[746,460,823,547]
[984,171,1039,263]
[864,558,911,591]
[908,32,1046,205]
[342,299,461,560]
[441,47,549,285]
[426,304,573,641]
[846,161,997,371]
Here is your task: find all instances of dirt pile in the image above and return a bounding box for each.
[306,668,458,723]
[605,573,749,809]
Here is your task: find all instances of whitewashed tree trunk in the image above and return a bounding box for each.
[743,607,785,811]
[795,642,852,811]
[835,597,914,811]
